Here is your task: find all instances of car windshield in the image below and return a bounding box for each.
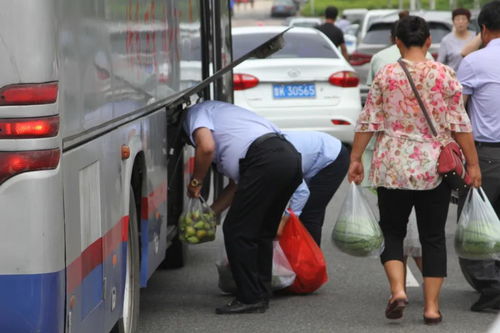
[362,22,450,44]
[232,32,339,59]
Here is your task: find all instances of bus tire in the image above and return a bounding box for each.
[114,188,141,333]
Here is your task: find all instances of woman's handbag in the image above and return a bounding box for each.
[398,59,471,192]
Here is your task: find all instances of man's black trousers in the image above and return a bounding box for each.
[300,144,349,246]
[223,135,302,304]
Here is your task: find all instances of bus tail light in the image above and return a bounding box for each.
[0,116,59,139]
[233,73,259,90]
[0,82,58,106]
[329,71,360,87]
[0,149,60,185]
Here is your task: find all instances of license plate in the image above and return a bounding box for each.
[273,83,316,99]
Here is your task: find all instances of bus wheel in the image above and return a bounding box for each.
[115,188,140,333]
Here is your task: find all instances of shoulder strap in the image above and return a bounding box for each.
[397,59,438,137]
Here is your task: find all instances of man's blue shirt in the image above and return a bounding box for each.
[457,38,500,142]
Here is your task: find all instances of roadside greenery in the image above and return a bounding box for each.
[300,0,487,16]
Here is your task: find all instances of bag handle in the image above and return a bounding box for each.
[397,59,438,137]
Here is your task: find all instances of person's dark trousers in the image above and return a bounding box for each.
[223,135,302,304]
[458,145,500,298]
[377,182,451,277]
[300,144,349,246]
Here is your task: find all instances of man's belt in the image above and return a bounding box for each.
[475,141,500,148]
[251,132,285,147]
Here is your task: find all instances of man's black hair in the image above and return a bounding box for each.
[478,0,500,32]
[324,6,339,20]
[395,16,430,47]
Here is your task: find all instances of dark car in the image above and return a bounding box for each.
[271,0,297,17]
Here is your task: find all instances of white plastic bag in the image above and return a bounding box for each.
[216,240,296,293]
[403,209,421,258]
[455,187,500,260]
[332,182,384,257]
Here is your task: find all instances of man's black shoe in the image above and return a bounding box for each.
[470,293,500,312]
[215,299,267,315]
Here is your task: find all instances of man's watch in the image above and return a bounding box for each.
[189,178,202,188]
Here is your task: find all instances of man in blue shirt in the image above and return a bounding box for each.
[184,101,302,314]
[283,131,349,246]
[456,0,500,313]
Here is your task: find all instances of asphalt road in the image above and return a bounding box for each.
[138,180,499,333]
[138,2,499,332]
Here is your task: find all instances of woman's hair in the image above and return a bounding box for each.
[395,16,430,47]
[452,8,471,21]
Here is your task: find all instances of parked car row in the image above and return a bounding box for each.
[348,10,453,103]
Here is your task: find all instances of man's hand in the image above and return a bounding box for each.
[276,215,288,238]
[348,160,364,185]
[467,163,482,188]
[187,183,202,198]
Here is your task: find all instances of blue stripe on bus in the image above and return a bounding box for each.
[0,271,65,333]
[81,264,104,318]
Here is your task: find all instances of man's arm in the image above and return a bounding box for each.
[463,94,470,109]
[187,127,215,198]
[340,43,349,61]
[461,34,482,57]
[211,180,237,215]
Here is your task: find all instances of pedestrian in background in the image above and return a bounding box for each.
[456,0,500,313]
[336,15,351,32]
[437,8,475,72]
[278,131,349,246]
[185,101,302,314]
[348,16,480,324]
[316,6,349,60]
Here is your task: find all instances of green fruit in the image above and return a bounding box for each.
[186,226,196,236]
[187,236,199,244]
[192,210,200,219]
[193,221,205,229]
[196,230,207,238]
[204,222,211,229]
[184,216,193,225]
[207,230,215,237]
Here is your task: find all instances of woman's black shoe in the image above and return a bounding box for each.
[215,299,267,315]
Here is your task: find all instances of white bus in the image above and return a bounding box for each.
[0,0,234,332]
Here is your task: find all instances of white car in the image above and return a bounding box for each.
[232,26,362,144]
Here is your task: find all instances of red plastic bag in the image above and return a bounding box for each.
[279,211,328,293]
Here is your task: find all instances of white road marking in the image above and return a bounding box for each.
[406,264,420,287]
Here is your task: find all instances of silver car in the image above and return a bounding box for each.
[350,11,452,104]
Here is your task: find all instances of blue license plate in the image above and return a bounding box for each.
[273,83,316,99]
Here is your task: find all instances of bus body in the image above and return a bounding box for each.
[0,0,232,332]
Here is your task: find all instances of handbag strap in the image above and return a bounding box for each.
[397,59,438,137]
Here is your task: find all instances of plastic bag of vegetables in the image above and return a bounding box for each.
[216,240,296,294]
[331,182,384,257]
[178,197,217,244]
[455,187,500,260]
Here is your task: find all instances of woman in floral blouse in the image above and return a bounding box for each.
[348,16,481,324]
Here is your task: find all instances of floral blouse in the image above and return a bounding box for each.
[356,59,472,190]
